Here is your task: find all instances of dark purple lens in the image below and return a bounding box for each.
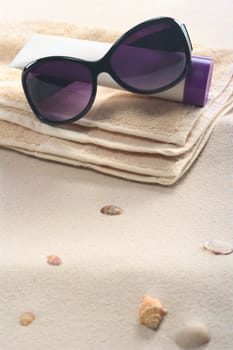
[110,21,188,92]
[25,60,94,122]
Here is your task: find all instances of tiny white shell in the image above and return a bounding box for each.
[47,255,62,265]
[203,240,233,255]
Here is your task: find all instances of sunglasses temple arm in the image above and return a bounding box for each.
[181,23,193,52]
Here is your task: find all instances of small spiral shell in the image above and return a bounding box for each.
[47,255,62,266]
[139,295,167,330]
[19,312,35,326]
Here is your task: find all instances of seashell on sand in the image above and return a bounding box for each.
[175,322,210,348]
[203,240,233,255]
[47,255,62,265]
[139,295,167,330]
[19,312,35,326]
[100,205,123,215]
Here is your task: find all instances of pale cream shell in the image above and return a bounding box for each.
[175,322,210,348]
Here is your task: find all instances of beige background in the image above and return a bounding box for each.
[1,0,233,48]
[1,1,233,350]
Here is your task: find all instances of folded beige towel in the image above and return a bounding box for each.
[0,21,233,184]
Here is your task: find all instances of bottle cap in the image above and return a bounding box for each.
[183,56,214,106]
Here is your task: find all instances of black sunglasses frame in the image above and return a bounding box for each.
[22,17,193,125]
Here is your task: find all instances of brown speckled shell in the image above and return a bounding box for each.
[100,205,123,215]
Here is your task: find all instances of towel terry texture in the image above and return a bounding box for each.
[0,21,233,185]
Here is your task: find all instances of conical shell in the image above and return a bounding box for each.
[139,295,167,330]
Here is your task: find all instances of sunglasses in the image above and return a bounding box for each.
[22,17,192,125]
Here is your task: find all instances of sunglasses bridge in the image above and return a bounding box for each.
[87,55,113,76]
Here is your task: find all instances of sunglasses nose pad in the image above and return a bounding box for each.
[97,72,123,91]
